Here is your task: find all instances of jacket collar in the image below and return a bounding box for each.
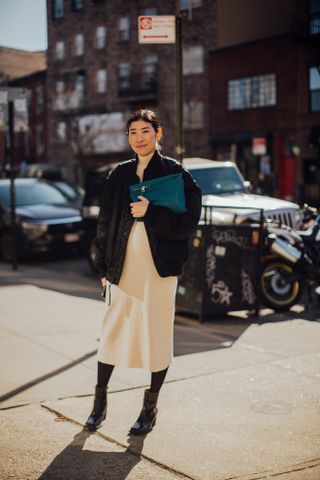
[133,150,163,181]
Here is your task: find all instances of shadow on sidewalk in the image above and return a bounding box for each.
[38,429,147,480]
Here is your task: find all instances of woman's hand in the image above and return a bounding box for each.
[130,196,150,218]
[101,277,107,288]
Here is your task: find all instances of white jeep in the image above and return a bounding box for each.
[184,158,302,229]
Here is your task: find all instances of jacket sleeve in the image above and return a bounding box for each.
[143,167,202,241]
[93,169,116,277]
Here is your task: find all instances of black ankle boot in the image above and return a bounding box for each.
[130,389,159,436]
[85,385,107,431]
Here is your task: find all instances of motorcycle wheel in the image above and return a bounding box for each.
[260,259,304,311]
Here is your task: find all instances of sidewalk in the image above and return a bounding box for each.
[0,274,320,479]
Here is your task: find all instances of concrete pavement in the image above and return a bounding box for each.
[0,263,320,480]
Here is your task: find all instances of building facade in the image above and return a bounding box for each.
[0,45,47,174]
[7,70,48,168]
[209,0,320,204]
[47,0,216,183]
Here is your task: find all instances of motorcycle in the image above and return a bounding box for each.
[260,206,320,311]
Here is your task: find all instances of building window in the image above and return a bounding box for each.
[95,26,107,49]
[180,0,202,9]
[36,125,45,156]
[74,34,84,56]
[142,55,158,89]
[55,41,65,60]
[72,0,84,11]
[56,80,65,93]
[75,72,86,103]
[228,74,276,110]
[57,122,67,142]
[183,46,204,75]
[119,17,130,41]
[183,101,204,129]
[309,66,320,112]
[35,86,44,115]
[143,7,158,15]
[119,63,130,90]
[310,0,320,35]
[96,70,107,93]
[53,0,64,19]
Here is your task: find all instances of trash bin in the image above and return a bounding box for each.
[176,222,262,322]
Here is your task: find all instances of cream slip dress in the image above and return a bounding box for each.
[97,170,178,372]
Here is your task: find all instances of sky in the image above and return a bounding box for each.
[0,0,47,51]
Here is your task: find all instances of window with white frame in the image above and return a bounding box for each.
[57,122,67,142]
[180,0,202,9]
[72,0,84,11]
[309,66,320,112]
[183,101,204,129]
[53,0,64,19]
[96,70,107,93]
[143,7,158,15]
[56,80,65,93]
[119,63,130,90]
[183,46,204,75]
[228,74,276,110]
[35,86,44,115]
[36,125,45,155]
[74,34,84,56]
[310,0,320,35]
[75,72,86,102]
[119,17,130,41]
[95,26,107,48]
[55,41,65,60]
[142,55,158,88]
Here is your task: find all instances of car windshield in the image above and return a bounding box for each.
[53,181,83,200]
[191,166,245,195]
[0,182,68,207]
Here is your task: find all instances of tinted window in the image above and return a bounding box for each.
[191,166,245,195]
[0,182,68,207]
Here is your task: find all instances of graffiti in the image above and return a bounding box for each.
[211,280,233,305]
[211,228,248,248]
[241,269,256,305]
[206,244,216,288]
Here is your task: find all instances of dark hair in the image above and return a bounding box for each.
[126,109,161,134]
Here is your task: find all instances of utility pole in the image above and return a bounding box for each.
[8,100,18,270]
[175,14,184,163]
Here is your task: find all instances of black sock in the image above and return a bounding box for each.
[150,367,169,393]
[97,361,114,388]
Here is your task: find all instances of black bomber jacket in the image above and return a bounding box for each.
[94,150,202,284]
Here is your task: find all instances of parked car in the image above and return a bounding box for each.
[18,163,85,208]
[0,178,85,262]
[82,158,302,270]
[184,158,302,229]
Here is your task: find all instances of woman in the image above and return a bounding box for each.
[85,109,201,435]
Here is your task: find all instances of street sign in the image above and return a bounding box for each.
[252,137,267,156]
[138,16,175,44]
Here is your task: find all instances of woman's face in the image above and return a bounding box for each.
[128,120,162,157]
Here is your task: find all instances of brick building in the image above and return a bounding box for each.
[46,0,216,183]
[7,70,48,167]
[0,47,47,173]
[209,0,320,203]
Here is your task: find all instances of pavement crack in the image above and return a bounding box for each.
[40,403,196,480]
[223,458,320,479]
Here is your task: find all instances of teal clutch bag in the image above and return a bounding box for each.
[129,173,187,215]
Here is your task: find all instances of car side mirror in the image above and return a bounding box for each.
[243,180,253,193]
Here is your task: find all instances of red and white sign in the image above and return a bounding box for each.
[252,137,267,155]
[138,16,175,44]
